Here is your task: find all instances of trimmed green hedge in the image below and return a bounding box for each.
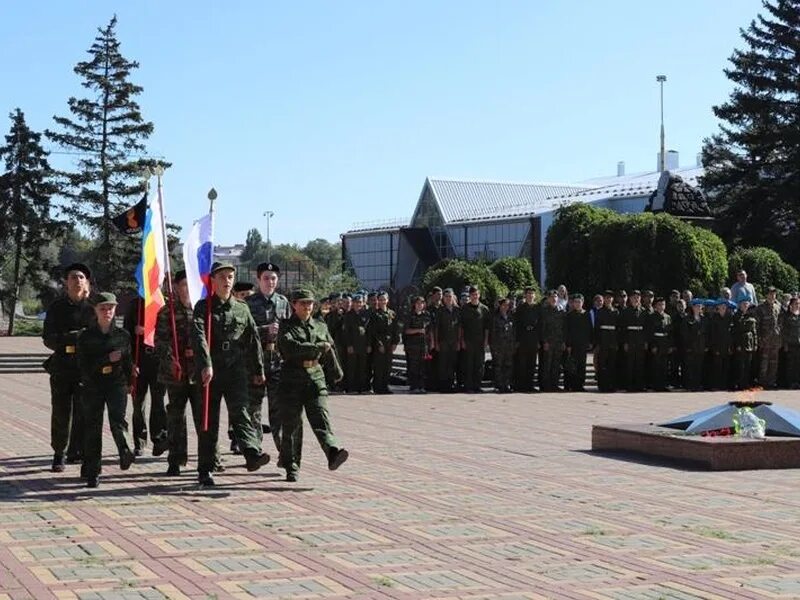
[545,204,727,296]
[728,247,799,298]
[489,257,541,298]
[422,259,508,307]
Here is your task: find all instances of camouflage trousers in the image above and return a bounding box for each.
[491,346,514,391]
[82,383,132,478]
[131,358,167,450]
[759,345,780,388]
[405,344,426,391]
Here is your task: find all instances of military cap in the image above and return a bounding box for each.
[547,289,558,296]
[443,287,454,294]
[631,289,642,296]
[603,289,615,297]
[290,289,315,302]
[256,262,280,277]
[617,289,627,295]
[460,292,469,299]
[736,296,751,305]
[366,291,377,298]
[643,290,655,297]
[210,261,235,275]
[570,293,584,300]
[523,286,536,292]
[330,292,342,300]
[341,293,352,299]
[93,292,118,305]
[670,289,680,296]
[173,269,187,283]
[377,291,389,298]
[653,297,666,304]
[352,294,364,302]
[64,262,91,279]
[767,286,778,293]
[468,285,479,293]
[233,281,254,293]
[431,286,443,293]
[690,298,704,306]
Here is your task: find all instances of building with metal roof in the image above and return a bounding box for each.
[342,164,705,292]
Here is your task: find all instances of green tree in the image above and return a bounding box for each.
[0,109,65,334]
[422,259,508,307]
[240,228,263,266]
[729,246,799,297]
[303,238,340,268]
[46,15,159,289]
[701,0,800,265]
[490,257,540,297]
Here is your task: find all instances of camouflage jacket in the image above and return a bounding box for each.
[77,323,133,387]
[42,294,95,377]
[367,308,399,349]
[278,313,343,392]
[246,291,290,374]
[460,303,490,346]
[755,301,782,346]
[540,304,565,345]
[342,309,371,352]
[192,294,264,377]
[490,312,515,349]
[435,306,461,351]
[154,301,196,385]
[400,310,430,348]
[781,311,800,347]
[733,309,758,352]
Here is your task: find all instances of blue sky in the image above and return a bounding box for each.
[2,1,761,245]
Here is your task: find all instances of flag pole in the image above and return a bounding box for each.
[202,187,218,432]
[153,167,182,380]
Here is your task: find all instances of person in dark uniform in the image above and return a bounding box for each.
[513,287,540,392]
[245,262,291,456]
[620,290,648,392]
[425,287,443,391]
[733,298,758,390]
[564,294,592,392]
[342,294,371,394]
[42,263,95,472]
[232,281,255,300]
[367,291,399,394]
[681,299,709,391]
[490,298,515,393]
[709,300,734,390]
[433,288,461,393]
[594,290,620,392]
[539,290,565,392]
[401,296,430,393]
[77,293,136,488]
[278,289,349,482]
[124,297,168,457]
[192,262,269,487]
[782,296,800,389]
[646,297,673,391]
[460,286,490,393]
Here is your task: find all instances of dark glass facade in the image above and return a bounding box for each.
[343,230,400,291]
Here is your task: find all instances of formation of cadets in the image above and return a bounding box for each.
[43,261,349,489]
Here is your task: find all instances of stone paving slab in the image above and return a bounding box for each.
[1,342,800,598]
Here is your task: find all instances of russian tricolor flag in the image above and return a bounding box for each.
[183,213,214,308]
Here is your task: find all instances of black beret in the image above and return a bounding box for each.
[233,281,254,293]
[570,293,584,300]
[366,291,377,298]
[256,262,280,277]
[603,290,614,297]
[64,262,91,279]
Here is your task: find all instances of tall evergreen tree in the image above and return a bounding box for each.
[46,15,158,289]
[701,0,800,265]
[0,109,64,335]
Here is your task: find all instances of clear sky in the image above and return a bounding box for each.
[2,1,761,246]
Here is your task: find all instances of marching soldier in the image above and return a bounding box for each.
[433,288,461,393]
[594,290,620,392]
[756,287,782,389]
[43,263,95,472]
[620,290,648,392]
[539,290,565,392]
[490,298,515,393]
[709,300,734,390]
[646,297,673,391]
[782,297,800,389]
[400,296,429,393]
[564,294,592,392]
[245,262,291,455]
[192,262,269,487]
[460,286,490,393]
[278,289,349,482]
[513,287,540,392]
[77,293,136,488]
[124,297,168,457]
[342,294,371,393]
[367,291,399,394]
[681,299,708,391]
[733,299,758,390]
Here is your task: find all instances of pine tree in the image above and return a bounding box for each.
[0,109,65,335]
[46,15,158,289]
[701,0,800,266]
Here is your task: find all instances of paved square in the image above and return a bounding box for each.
[2,340,800,598]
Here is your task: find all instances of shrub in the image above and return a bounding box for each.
[728,247,799,298]
[490,257,541,298]
[422,259,508,307]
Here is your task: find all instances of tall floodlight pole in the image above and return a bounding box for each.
[657,75,667,172]
[263,211,274,261]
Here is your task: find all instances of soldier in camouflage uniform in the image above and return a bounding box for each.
[43,263,95,472]
[401,296,430,393]
[433,288,461,393]
[490,298,515,393]
[709,300,734,390]
[460,286,490,393]
[646,298,673,391]
[342,294,371,393]
[620,290,648,392]
[782,297,800,389]
[539,290,565,392]
[192,262,269,487]
[513,287,540,392]
[425,287,443,391]
[681,300,708,391]
[594,290,620,392]
[367,291,399,394]
[77,293,135,488]
[756,287,782,388]
[733,299,758,390]
[245,262,291,454]
[278,289,349,482]
[564,294,592,392]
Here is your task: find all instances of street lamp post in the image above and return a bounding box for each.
[263,211,274,261]
[657,75,667,172]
